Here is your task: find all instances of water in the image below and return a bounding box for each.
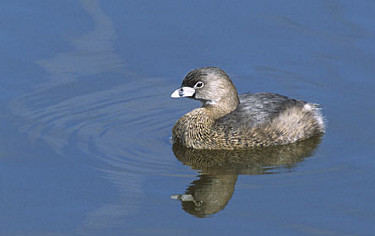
[1,0,375,235]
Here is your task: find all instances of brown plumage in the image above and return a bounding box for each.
[171,67,325,150]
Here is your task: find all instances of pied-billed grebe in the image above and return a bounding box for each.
[171,67,325,150]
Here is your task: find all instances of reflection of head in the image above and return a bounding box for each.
[173,175,238,218]
[172,136,322,217]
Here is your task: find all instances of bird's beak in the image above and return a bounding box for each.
[171,87,196,98]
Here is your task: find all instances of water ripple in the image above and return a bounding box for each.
[9,77,187,176]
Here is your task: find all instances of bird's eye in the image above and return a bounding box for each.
[194,81,204,88]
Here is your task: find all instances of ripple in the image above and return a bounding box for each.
[9,76,191,177]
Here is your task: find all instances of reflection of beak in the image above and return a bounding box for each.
[171,194,194,201]
[171,87,196,98]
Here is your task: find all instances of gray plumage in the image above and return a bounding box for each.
[171,67,325,150]
[217,93,305,127]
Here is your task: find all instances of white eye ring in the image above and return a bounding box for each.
[194,81,204,88]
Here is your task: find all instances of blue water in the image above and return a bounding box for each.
[1,0,375,235]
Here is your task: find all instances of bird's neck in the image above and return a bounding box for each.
[202,98,239,120]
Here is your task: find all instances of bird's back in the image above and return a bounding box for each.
[215,92,306,128]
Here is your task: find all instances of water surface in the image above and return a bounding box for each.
[1,0,375,235]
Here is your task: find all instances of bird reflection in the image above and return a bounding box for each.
[171,135,322,217]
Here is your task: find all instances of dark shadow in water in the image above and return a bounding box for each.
[171,136,322,218]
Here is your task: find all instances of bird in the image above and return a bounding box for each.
[171,67,325,150]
